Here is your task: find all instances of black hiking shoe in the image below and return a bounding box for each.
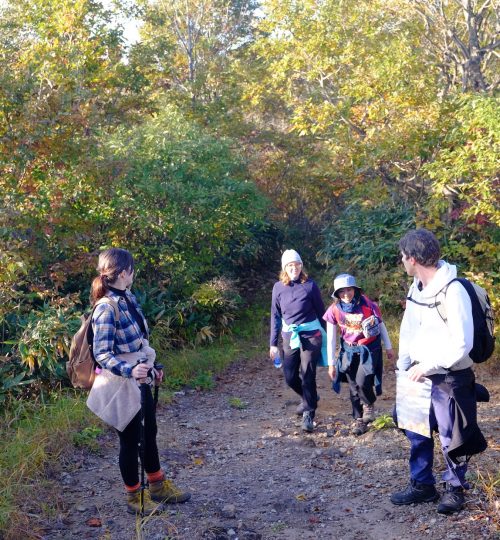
[437,485,464,514]
[390,479,439,505]
[302,411,314,432]
[296,395,320,416]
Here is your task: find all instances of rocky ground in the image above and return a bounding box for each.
[39,356,499,540]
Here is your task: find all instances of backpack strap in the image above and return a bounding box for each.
[406,279,459,324]
[360,296,376,319]
[406,295,442,309]
[95,296,120,321]
[87,297,120,346]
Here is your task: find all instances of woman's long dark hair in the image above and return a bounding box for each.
[90,248,134,304]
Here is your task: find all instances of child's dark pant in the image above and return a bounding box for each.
[345,350,380,419]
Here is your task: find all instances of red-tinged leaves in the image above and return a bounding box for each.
[86,517,101,528]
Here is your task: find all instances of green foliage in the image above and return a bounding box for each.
[0,0,497,403]
[227,396,248,409]
[318,197,416,312]
[135,0,258,110]
[163,375,187,391]
[319,198,415,270]
[103,104,270,291]
[191,371,215,391]
[244,0,442,227]
[132,287,169,324]
[72,425,104,452]
[0,362,34,405]
[0,15,273,393]
[371,414,396,430]
[0,393,98,534]
[191,277,243,338]
[149,277,244,349]
[13,302,81,379]
[422,94,499,272]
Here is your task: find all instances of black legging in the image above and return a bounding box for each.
[282,331,321,412]
[116,385,161,487]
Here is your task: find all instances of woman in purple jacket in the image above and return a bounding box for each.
[269,249,326,432]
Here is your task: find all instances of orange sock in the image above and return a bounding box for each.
[147,470,165,483]
[125,482,140,493]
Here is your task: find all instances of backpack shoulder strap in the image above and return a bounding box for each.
[406,281,452,323]
[331,303,342,322]
[434,278,465,324]
[406,294,442,309]
[360,296,375,319]
[86,297,120,346]
[95,296,120,321]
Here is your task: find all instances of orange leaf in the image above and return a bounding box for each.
[86,517,102,527]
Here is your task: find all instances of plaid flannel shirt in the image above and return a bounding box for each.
[92,290,149,378]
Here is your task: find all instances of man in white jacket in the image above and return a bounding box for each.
[390,228,485,515]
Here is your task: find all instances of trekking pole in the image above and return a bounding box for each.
[153,362,163,412]
[139,379,147,519]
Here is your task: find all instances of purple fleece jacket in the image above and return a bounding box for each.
[270,279,326,346]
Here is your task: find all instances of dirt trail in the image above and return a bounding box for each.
[41,356,499,540]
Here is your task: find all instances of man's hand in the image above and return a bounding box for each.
[407,364,427,382]
[386,348,395,361]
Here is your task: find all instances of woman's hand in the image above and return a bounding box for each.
[386,348,395,361]
[328,365,336,381]
[154,368,164,383]
[269,346,279,360]
[131,362,150,380]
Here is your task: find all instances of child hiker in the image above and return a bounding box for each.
[269,249,326,433]
[323,274,395,435]
[86,248,191,514]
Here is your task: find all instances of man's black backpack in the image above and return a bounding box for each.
[436,278,495,363]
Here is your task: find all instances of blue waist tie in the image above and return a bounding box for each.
[332,340,382,394]
[282,319,328,367]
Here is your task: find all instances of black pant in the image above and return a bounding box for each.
[282,331,321,413]
[116,385,161,487]
[345,349,380,419]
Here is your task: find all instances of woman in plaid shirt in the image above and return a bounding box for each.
[88,248,190,514]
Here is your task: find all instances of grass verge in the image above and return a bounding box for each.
[0,392,101,538]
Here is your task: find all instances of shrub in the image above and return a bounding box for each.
[319,200,415,272]
[12,300,81,381]
[149,277,243,350]
[318,199,415,313]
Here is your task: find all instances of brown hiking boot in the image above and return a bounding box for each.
[126,489,161,515]
[149,478,191,504]
[362,403,375,423]
[352,419,368,436]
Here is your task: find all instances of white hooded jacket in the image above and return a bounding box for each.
[397,260,474,375]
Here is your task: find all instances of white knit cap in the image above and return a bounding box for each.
[281,249,303,271]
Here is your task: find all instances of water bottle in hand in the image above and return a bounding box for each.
[273,352,282,369]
